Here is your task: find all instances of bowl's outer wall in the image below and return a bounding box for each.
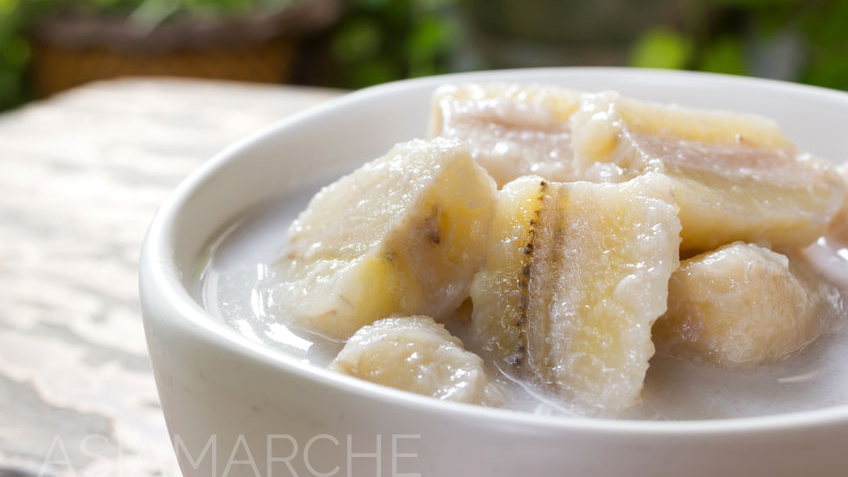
[140,69,848,477]
[141,294,848,477]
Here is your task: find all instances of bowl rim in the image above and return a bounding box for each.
[141,66,848,435]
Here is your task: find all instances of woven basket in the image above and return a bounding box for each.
[29,0,342,97]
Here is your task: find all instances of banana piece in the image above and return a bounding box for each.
[330,316,500,405]
[470,172,681,412]
[271,138,497,340]
[801,164,848,289]
[570,91,846,253]
[826,162,848,244]
[654,242,839,366]
[429,83,589,187]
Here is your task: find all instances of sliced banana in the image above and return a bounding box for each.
[470,172,681,412]
[330,316,500,405]
[826,162,848,244]
[270,138,497,340]
[570,91,846,253]
[429,83,587,187]
[654,242,840,366]
[801,164,848,289]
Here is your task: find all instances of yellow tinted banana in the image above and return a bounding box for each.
[271,138,496,340]
[470,172,681,412]
[571,91,846,253]
[654,242,841,366]
[330,316,501,405]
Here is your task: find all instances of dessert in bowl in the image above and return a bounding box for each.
[140,68,848,477]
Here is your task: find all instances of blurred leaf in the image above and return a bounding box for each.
[710,0,801,6]
[0,0,17,16]
[413,0,454,9]
[408,15,452,60]
[0,69,22,109]
[407,15,453,77]
[699,37,747,74]
[800,0,848,46]
[348,58,398,88]
[352,0,391,9]
[332,17,382,62]
[409,61,438,77]
[630,27,693,69]
[2,35,29,69]
[382,0,413,21]
[802,51,848,90]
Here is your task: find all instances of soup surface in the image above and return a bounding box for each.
[199,178,848,420]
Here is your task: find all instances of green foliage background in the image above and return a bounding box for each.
[0,0,846,111]
[631,0,848,90]
[330,0,456,89]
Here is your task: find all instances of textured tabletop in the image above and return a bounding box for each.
[0,78,341,477]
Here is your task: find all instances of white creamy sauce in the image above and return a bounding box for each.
[200,184,848,420]
[200,180,344,367]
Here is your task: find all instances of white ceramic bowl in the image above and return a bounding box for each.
[140,68,848,477]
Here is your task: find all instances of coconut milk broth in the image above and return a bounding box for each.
[199,181,848,420]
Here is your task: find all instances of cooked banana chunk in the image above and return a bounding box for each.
[429,83,585,187]
[330,316,498,404]
[570,91,846,253]
[654,243,839,366]
[826,163,848,244]
[470,173,681,411]
[271,138,496,340]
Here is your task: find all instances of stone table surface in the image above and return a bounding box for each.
[0,78,342,477]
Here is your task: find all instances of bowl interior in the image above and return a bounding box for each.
[151,68,848,428]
